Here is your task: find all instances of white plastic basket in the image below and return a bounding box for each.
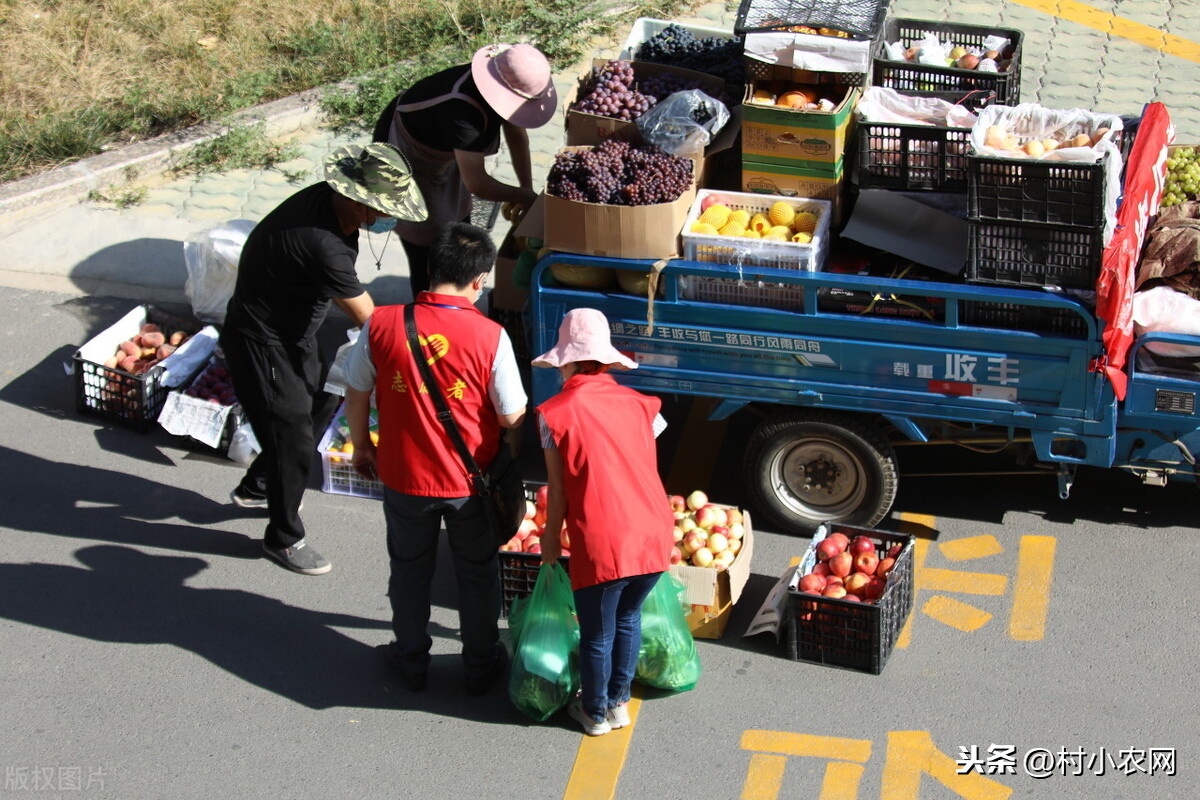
[317,410,384,500]
[680,190,832,309]
[619,17,737,61]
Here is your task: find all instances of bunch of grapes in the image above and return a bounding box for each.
[572,60,654,121]
[546,140,694,206]
[635,24,746,86]
[1161,147,1200,207]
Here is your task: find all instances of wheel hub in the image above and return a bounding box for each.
[798,455,841,494]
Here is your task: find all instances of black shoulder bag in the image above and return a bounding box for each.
[404,303,525,545]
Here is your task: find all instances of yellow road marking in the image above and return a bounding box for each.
[1010,0,1200,63]
[881,731,1013,800]
[820,761,866,800]
[563,692,642,800]
[922,594,994,632]
[1009,535,1056,641]
[897,512,936,537]
[920,567,1008,595]
[938,534,1003,562]
[741,753,788,800]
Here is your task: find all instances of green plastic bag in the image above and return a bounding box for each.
[635,572,701,692]
[508,563,580,721]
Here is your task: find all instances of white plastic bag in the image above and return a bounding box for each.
[322,328,361,396]
[1133,285,1200,357]
[857,87,978,128]
[183,220,256,323]
[227,421,261,466]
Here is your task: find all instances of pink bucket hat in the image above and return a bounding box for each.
[471,43,557,129]
[533,308,638,370]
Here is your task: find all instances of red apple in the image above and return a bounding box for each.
[827,532,851,552]
[528,543,542,554]
[829,551,853,578]
[843,572,870,594]
[843,594,863,603]
[816,538,843,561]
[864,577,886,601]
[686,490,708,511]
[876,557,896,578]
[812,562,831,577]
[682,530,706,555]
[669,494,687,512]
[535,484,549,510]
[854,552,879,576]
[887,544,903,559]
[669,547,683,565]
[823,575,844,587]
[822,584,847,599]
[700,193,728,212]
[849,536,876,556]
[560,530,571,549]
[799,573,827,593]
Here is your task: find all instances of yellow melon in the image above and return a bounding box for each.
[792,211,818,233]
[748,213,772,234]
[717,219,745,237]
[767,201,795,228]
[766,225,793,239]
[790,231,813,244]
[698,204,732,228]
[728,209,751,228]
[690,222,720,235]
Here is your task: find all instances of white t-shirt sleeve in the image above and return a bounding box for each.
[344,317,377,392]
[489,329,527,415]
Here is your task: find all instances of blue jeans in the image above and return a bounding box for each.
[382,489,501,679]
[573,572,663,722]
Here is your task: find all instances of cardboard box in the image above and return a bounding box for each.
[542,147,697,259]
[565,59,726,147]
[742,159,846,225]
[741,84,859,169]
[490,197,549,312]
[669,509,754,639]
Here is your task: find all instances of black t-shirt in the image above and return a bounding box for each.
[224,183,363,347]
[390,64,503,154]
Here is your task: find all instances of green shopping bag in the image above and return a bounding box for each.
[635,572,701,692]
[508,563,580,721]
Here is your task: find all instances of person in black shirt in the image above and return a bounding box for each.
[221,143,426,576]
[374,43,557,295]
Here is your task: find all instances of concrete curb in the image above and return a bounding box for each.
[0,87,330,218]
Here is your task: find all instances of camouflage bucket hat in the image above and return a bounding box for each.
[324,143,427,222]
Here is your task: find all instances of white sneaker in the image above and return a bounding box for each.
[606,703,631,729]
[568,699,611,736]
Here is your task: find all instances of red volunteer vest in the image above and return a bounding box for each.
[537,373,674,590]
[369,294,502,496]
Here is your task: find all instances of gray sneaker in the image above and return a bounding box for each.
[262,540,331,575]
[606,703,631,729]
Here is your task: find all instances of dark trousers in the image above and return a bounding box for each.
[221,331,339,548]
[382,488,501,678]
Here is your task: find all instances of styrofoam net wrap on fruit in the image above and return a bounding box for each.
[857,87,977,128]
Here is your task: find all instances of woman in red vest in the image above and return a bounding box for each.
[534,308,674,736]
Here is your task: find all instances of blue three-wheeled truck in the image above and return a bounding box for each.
[525,105,1200,534]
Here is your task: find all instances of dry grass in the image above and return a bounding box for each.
[2,0,683,181]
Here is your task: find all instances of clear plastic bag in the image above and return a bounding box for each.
[183,220,256,324]
[635,572,701,692]
[322,328,360,396]
[635,89,731,156]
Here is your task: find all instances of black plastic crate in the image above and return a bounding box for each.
[959,300,1091,337]
[967,220,1104,290]
[873,19,1022,110]
[855,120,972,191]
[744,57,866,87]
[968,155,1107,228]
[787,524,914,674]
[735,0,890,40]
[73,306,203,433]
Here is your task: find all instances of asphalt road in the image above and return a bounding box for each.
[1,285,1197,800]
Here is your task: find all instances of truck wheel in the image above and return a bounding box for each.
[744,411,898,535]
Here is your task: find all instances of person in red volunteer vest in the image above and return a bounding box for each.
[534,308,674,736]
[342,222,527,695]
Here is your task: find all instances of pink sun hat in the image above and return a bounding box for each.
[471,43,558,129]
[533,308,638,370]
